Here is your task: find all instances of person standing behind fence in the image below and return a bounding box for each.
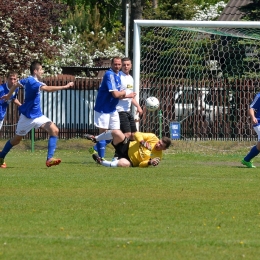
[0,71,21,130]
[0,61,74,168]
[241,93,260,168]
[88,57,136,159]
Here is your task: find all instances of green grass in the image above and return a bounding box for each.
[0,139,260,259]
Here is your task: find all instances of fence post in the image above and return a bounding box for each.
[159,110,162,139]
[31,128,34,152]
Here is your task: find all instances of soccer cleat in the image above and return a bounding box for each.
[92,154,103,165]
[88,147,97,155]
[0,158,6,168]
[46,158,61,167]
[241,159,256,168]
[84,134,97,143]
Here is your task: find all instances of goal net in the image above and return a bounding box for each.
[132,20,260,154]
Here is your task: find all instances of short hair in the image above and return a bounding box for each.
[30,61,42,75]
[162,136,172,149]
[111,56,122,64]
[6,71,18,78]
[121,57,132,63]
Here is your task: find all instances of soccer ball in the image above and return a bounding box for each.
[145,96,160,112]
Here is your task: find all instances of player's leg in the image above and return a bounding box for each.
[92,139,131,167]
[92,155,131,167]
[241,125,260,168]
[96,128,107,158]
[119,112,132,138]
[0,114,30,168]
[128,112,138,140]
[40,116,61,167]
[93,111,111,158]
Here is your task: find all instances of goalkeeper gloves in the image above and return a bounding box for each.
[140,140,152,151]
[149,157,160,166]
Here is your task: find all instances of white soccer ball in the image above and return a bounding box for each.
[145,96,160,112]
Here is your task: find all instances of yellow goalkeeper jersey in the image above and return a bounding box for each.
[128,132,163,167]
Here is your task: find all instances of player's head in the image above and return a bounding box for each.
[121,57,132,75]
[30,61,44,79]
[111,56,122,74]
[154,136,172,151]
[6,71,18,87]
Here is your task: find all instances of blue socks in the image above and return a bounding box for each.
[96,140,106,158]
[47,136,58,160]
[0,140,13,159]
[95,139,111,158]
[244,145,260,162]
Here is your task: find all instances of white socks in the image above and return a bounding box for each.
[96,130,113,142]
[101,160,119,167]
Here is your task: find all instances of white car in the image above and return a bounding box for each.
[174,87,234,122]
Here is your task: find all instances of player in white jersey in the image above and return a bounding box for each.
[0,61,74,168]
[116,57,143,140]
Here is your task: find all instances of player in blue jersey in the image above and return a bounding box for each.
[0,61,74,168]
[241,93,260,168]
[0,71,21,130]
[89,57,136,159]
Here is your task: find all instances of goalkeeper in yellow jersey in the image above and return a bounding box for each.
[85,130,171,167]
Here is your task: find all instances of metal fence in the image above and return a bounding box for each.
[0,76,258,141]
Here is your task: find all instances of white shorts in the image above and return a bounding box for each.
[254,125,260,141]
[16,114,52,136]
[0,120,3,130]
[94,111,120,130]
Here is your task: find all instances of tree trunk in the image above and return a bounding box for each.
[129,0,144,59]
[153,0,157,8]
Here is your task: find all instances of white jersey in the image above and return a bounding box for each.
[116,71,134,112]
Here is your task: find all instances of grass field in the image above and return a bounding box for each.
[0,139,260,259]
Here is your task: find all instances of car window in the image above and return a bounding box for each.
[204,90,233,106]
[176,90,198,104]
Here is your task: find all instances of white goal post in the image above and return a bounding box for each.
[132,20,260,140]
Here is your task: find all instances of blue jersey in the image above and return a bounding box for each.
[250,93,260,126]
[19,76,45,119]
[94,69,121,113]
[0,83,19,121]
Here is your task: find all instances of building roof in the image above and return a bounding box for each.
[217,0,253,21]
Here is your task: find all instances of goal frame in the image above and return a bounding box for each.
[132,20,260,119]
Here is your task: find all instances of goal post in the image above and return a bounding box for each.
[133,20,260,142]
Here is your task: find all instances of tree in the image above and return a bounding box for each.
[0,0,67,75]
[241,0,260,21]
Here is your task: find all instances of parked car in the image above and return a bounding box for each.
[174,87,234,122]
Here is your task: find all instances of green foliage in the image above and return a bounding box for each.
[61,4,124,55]
[144,0,197,20]
[0,0,67,76]
[240,0,260,21]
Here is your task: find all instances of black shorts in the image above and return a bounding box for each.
[119,111,137,133]
[112,138,131,163]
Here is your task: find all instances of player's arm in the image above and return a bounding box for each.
[41,82,74,92]
[134,132,156,151]
[138,157,161,167]
[13,98,22,107]
[131,98,143,115]
[249,107,258,124]
[1,82,22,101]
[111,89,126,99]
